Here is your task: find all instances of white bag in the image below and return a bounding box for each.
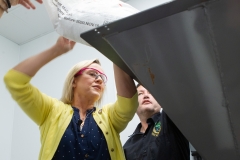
[43,0,139,46]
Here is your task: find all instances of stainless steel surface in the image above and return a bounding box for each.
[81,0,240,159]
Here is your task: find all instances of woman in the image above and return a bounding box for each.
[4,37,138,160]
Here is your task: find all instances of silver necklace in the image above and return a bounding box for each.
[80,109,94,131]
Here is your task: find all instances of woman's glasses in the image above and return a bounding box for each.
[74,67,108,84]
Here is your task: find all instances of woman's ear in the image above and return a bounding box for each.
[72,79,76,88]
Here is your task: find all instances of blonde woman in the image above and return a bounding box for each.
[4,37,138,160]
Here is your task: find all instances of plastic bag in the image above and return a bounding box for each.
[43,0,139,45]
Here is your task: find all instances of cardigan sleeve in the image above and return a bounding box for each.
[106,93,138,133]
[4,69,58,126]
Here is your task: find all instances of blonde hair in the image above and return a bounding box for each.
[60,59,104,106]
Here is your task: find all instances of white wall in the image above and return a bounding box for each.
[1,31,138,160]
[0,30,138,160]
[0,35,20,160]
[9,31,120,160]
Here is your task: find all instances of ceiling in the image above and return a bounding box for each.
[0,2,54,45]
[0,0,132,45]
[0,0,170,45]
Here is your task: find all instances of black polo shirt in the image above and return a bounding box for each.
[123,110,190,160]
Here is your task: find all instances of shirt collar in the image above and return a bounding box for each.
[147,112,160,124]
[72,106,96,112]
[133,108,163,134]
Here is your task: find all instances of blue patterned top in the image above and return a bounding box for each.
[52,107,111,160]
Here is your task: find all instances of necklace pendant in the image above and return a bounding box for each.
[79,109,94,131]
[80,121,84,131]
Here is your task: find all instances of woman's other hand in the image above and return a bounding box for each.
[13,36,76,77]
[12,0,43,9]
[54,36,76,55]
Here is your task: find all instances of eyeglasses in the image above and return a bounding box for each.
[74,67,108,84]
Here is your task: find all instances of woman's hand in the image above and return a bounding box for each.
[54,36,76,55]
[13,36,76,77]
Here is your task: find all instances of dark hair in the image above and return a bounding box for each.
[136,83,142,88]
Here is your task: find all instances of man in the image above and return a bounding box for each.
[123,84,190,160]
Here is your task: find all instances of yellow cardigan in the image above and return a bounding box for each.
[4,69,138,160]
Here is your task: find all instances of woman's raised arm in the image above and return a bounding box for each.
[113,64,136,98]
[13,37,75,77]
